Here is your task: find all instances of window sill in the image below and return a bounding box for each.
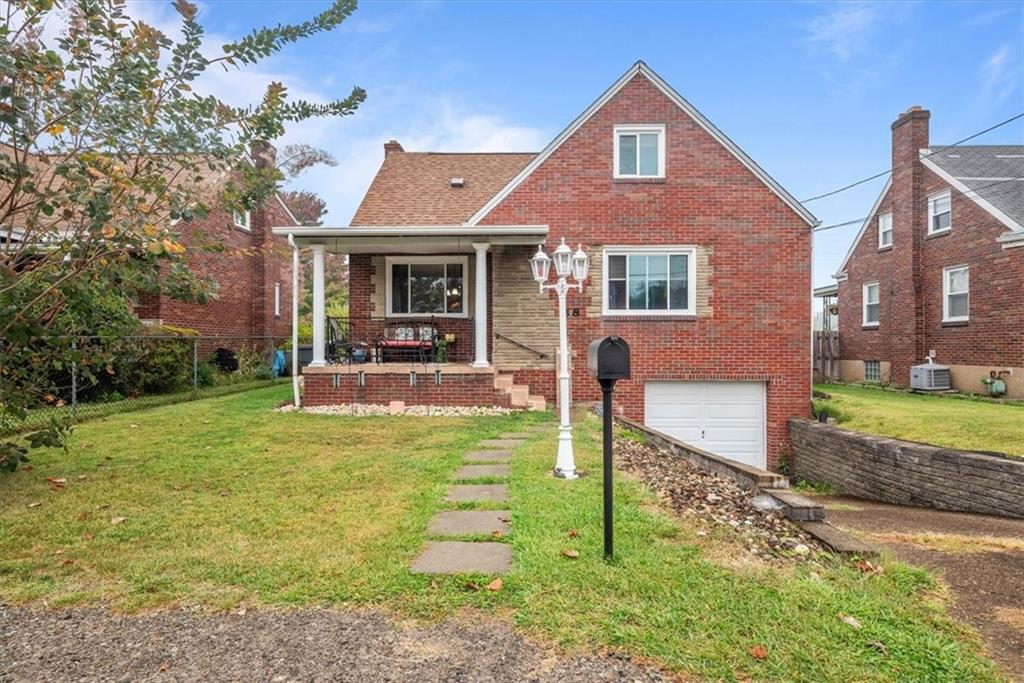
[861,324,879,330]
[385,313,468,320]
[877,245,893,253]
[602,314,697,322]
[612,177,667,184]
[925,229,951,240]
[941,319,968,327]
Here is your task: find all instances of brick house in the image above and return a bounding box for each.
[137,142,298,342]
[277,62,817,469]
[832,106,1024,397]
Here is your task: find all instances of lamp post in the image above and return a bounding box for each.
[530,238,590,479]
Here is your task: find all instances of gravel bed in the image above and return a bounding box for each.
[279,403,514,417]
[0,605,667,682]
[615,436,823,562]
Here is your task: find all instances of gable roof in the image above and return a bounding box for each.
[834,177,892,277]
[350,151,536,226]
[919,145,1023,233]
[466,60,818,227]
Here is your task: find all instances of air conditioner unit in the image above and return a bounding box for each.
[910,358,951,391]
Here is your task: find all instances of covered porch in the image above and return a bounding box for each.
[273,225,553,408]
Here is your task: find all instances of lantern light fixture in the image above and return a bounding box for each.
[552,238,573,278]
[571,244,589,282]
[530,245,551,284]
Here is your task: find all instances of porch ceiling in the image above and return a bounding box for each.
[272,225,549,254]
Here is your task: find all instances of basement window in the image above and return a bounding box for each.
[864,360,881,382]
[614,125,665,178]
[928,190,951,235]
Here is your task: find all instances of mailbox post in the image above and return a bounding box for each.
[587,336,630,560]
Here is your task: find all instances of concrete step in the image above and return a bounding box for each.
[527,395,546,411]
[766,490,826,522]
[509,385,530,407]
[494,374,515,391]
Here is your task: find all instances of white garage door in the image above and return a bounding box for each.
[644,381,766,468]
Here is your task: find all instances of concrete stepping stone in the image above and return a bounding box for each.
[411,541,512,575]
[445,484,508,503]
[465,450,512,463]
[455,464,510,480]
[428,510,511,537]
[525,425,553,433]
[499,432,532,439]
[479,439,524,449]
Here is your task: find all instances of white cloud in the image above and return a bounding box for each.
[981,44,1020,106]
[805,2,879,61]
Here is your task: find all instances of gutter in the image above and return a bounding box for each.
[288,233,300,408]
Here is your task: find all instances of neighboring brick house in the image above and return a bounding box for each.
[279,61,817,469]
[833,106,1024,397]
[136,142,298,342]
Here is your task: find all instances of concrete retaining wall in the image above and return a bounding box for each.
[789,418,1024,519]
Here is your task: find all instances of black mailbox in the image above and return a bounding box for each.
[587,336,630,381]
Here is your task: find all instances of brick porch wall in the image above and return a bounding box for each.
[303,371,511,408]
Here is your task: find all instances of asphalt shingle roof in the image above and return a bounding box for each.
[926,145,1024,231]
[350,150,536,226]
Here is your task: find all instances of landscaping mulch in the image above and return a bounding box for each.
[0,605,668,682]
[615,436,823,561]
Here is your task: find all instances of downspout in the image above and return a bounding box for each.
[288,234,301,408]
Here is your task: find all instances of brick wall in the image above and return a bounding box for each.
[837,108,1024,393]
[790,419,1024,519]
[303,371,511,408]
[479,74,812,468]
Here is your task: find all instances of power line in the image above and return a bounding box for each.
[812,175,1024,232]
[801,112,1024,203]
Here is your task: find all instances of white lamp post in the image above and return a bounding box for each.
[530,238,590,479]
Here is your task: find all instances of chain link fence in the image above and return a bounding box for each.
[4,334,290,435]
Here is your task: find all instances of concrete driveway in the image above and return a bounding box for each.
[817,495,1024,681]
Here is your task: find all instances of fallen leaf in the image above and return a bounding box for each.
[78,475,87,481]
[110,516,126,525]
[159,661,169,672]
[130,424,139,428]
[27,502,41,508]
[429,580,438,591]
[567,529,579,538]
[82,533,94,541]
[748,645,768,660]
[856,559,881,574]
[172,485,183,491]
[60,559,74,566]
[490,530,503,539]
[561,549,579,560]
[839,614,862,630]
[868,640,889,655]
[21,465,33,472]
[54,549,64,555]
[486,578,503,592]
[464,581,480,591]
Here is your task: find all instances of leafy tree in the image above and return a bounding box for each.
[280,189,328,226]
[0,0,365,471]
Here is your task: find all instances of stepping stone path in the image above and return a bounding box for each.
[412,430,538,576]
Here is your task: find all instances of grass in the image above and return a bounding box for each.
[0,386,1004,682]
[814,383,1024,456]
[870,532,1024,555]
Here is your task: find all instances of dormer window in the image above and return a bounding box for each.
[927,189,951,235]
[233,209,251,231]
[614,125,665,179]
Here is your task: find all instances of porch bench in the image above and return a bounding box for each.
[377,325,436,364]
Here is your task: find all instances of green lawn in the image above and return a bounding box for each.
[815,383,1024,456]
[0,386,1003,682]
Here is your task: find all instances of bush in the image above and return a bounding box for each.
[75,325,199,400]
[811,398,848,423]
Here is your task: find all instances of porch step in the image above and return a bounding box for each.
[494,374,515,391]
[509,384,530,408]
[527,395,546,411]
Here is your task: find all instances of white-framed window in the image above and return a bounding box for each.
[862,281,880,327]
[878,211,893,248]
[864,360,881,382]
[602,246,696,316]
[274,282,281,318]
[942,265,969,322]
[927,189,951,235]
[385,256,468,317]
[233,209,251,231]
[613,125,666,179]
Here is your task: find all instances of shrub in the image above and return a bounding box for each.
[811,398,848,423]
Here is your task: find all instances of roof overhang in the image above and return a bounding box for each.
[272,225,549,254]
[813,284,838,298]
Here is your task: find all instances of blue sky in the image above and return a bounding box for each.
[134,0,1022,287]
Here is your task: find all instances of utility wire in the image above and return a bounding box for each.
[801,112,1024,203]
[812,175,1024,232]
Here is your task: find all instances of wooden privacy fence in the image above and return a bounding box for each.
[814,331,840,381]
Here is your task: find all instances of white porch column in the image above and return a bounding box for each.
[310,243,326,367]
[472,242,489,368]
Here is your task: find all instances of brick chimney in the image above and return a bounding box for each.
[889,106,930,384]
[384,139,404,157]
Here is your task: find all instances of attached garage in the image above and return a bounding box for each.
[644,381,766,468]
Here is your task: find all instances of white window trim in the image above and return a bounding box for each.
[942,265,969,323]
[927,189,952,235]
[613,124,666,179]
[384,255,470,319]
[601,245,697,316]
[862,281,880,327]
[878,211,893,249]
[274,282,281,318]
[233,209,251,231]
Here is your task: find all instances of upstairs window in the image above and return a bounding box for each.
[878,212,893,248]
[233,209,251,231]
[928,190,951,234]
[603,247,695,315]
[614,125,665,178]
[386,257,467,317]
[943,265,969,322]
[862,281,880,327]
